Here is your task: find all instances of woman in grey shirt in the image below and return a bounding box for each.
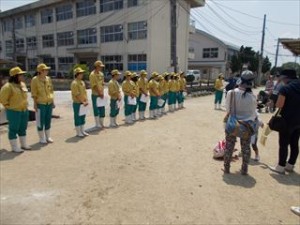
[224,70,257,175]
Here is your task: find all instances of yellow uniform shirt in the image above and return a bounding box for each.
[122,80,136,96]
[133,82,140,97]
[71,79,87,103]
[137,77,149,95]
[169,80,177,92]
[30,76,54,104]
[89,70,104,96]
[148,79,159,96]
[162,79,169,94]
[214,79,223,91]
[108,79,120,100]
[179,78,186,91]
[0,82,28,111]
[158,81,164,95]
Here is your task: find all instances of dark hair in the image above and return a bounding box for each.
[8,75,20,84]
[131,76,138,82]
[164,75,169,81]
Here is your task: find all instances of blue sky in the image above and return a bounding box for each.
[1,0,299,67]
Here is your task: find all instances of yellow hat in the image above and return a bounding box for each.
[94,60,105,67]
[158,75,164,81]
[218,73,224,78]
[111,69,121,76]
[170,72,175,77]
[74,67,85,75]
[140,70,147,76]
[9,66,26,77]
[124,71,132,77]
[163,72,169,77]
[151,72,159,78]
[37,63,51,72]
[131,72,138,78]
[179,71,185,76]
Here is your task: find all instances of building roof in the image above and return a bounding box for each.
[280,38,300,56]
[195,29,240,51]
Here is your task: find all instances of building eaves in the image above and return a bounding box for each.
[0,0,64,18]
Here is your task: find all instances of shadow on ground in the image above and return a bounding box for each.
[222,173,257,188]
[0,149,23,161]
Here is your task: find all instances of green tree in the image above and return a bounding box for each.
[262,56,272,74]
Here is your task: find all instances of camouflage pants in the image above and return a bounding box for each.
[224,133,251,174]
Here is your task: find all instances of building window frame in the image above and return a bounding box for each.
[77,28,97,45]
[26,36,37,50]
[101,55,123,72]
[41,8,53,24]
[58,57,74,71]
[100,24,123,43]
[128,21,147,40]
[128,54,147,71]
[56,4,73,21]
[15,38,25,50]
[15,17,23,30]
[42,34,55,48]
[28,58,38,71]
[3,20,13,32]
[76,0,96,17]
[100,0,123,13]
[203,48,219,58]
[25,14,36,28]
[5,40,13,55]
[57,31,74,46]
[128,0,138,7]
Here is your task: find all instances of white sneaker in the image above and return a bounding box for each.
[80,126,89,136]
[38,131,47,144]
[125,116,133,124]
[94,116,101,128]
[269,165,285,174]
[45,130,54,143]
[19,136,32,150]
[291,206,300,216]
[285,163,295,172]
[75,127,84,137]
[10,139,24,153]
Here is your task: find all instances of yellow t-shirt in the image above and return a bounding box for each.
[71,79,87,103]
[108,79,120,100]
[30,76,54,104]
[0,82,28,111]
[169,80,177,92]
[122,80,135,96]
[158,80,164,95]
[89,70,104,96]
[133,82,140,97]
[179,78,186,91]
[215,79,223,91]
[162,79,169,94]
[148,79,159,96]
[137,77,149,95]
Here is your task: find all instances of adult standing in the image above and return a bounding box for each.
[269,74,283,112]
[161,72,170,115]
[179,72,187,109]
[214,73,224,110]
[269,69,300,174]
[224,70,257,175]
[148,72,160,119]
[89,60,105,129]
[31,63,54,144]
[122,71,136,124]
[131,72,139,121]
[108,70,121,128]
[0,67,31,152]
[168,73,177,112]
[71,67,89,137]
[137,70,149,120]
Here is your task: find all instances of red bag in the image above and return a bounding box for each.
[213,140,226,159]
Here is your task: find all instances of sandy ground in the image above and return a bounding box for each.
[0,93,299,225]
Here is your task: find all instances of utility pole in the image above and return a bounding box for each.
[170,0,177,73]
[257,14,266,85]
[274,38,280,68]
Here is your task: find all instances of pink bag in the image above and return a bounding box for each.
[213,140,226,159]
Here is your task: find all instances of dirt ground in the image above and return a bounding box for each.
[0,93,299,225]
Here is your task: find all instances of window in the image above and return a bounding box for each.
[189,47,195,53]
[41,8,53,24]
[128,21,147,40]
[58,57,74,71]
[76,0,96,17]
[26,36,37,49]
[42,34,55,48]
[5,40,13,55]
[203,48,219,58]
[57,31,74,46]
[128,0,138,7]
[15,17,23,29]
[28,58,38,71]
[56,4,73,21]
[100,25,123,43]
[128,54,146,71]
[77,28,97,44]
[15,38,24,50]
[101,55,123,71]
[3,20,12,32]
[25,14,35,27]
[43,57,56,70]
[100,0,123,13]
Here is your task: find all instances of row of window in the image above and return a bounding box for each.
[26,54,147,72]
[2,22,147,53]
[2,0,139,32]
